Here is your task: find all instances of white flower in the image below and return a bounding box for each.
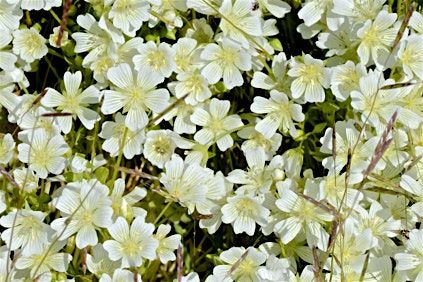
[281,147,303,179]
[221,191,270,235]
[103,216,159,268]
[201,38,252,89]
[72,14,124,67]
[8,104,61,139]
[171,69,212,105]
[174,272,200,282]
[227,149,273,194]
[398,34,423,80]
[316,20,356,56]
[185,18,214,43]
[237,121,282,160]
[149,0,186,30]
[251,52,292,94]
[355,202,401,253]
[172,37,202,74]
[110,178,147,220]
[109,0,150,36]
[15,240,71,280]
[395,84,423,130]
[0,192,5,214]
[400,175,423,217]
[0,31,17,71]
[51,179,113,249]
[409,10,423,33]
[332,0,385,27]
[257,255,291,281]
[153,224,181,264]
[12,27,48,63]
[11,0,61,10]
[100,269,142,282]
[13,167,39,193]
[350,70,400,129]
[191,98,243,151]
[101,63,170,131]
[219,0,263,46]
[288,54,331,102]
[258,0,291,18]
[0,1,22,31]
[274,180,332,248]
[394,229,423,281]
[69,155,88,173]
[330,61,367,102]
[213,247,267,280]
[99,113,145,159]
[0,133,15,164]
[357,10,397,67]
[320,120,379,181]
[160,154,208,214]
[317,171,362,210]
[162,97,197,134]
[48,26,70,48]
[186,0,222,16]
[0,209,53,255]
[133,41,176,79]
[298,0,332,27]
[17,129,69,179]
[86,244,121,278]
[144,129,185,168]
[250,90,304,138]
[42,71,101,133]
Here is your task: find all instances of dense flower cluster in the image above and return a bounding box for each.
[0,0,422,281]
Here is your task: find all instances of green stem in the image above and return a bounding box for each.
[153,202,172,225]
[50,9,62,24]
[44,57,61,80]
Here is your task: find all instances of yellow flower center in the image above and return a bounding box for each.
[362,26,380,46]
[299,64,321,84]
[175,53,192,72]
[26,32,44,55]
[96,57,114,74]
[121,239,140,257]
[235,198,256,217]
[62,92,82,113]
[152,136,172,155]
[219,49,237,65]
[31,147,50,167]
[184,73,204,94]
[400,47,420,66]
[235,257,256,276]
[113,0,137,15]
[146,50,166,71]
[294,200,318,222]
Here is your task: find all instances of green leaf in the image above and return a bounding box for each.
[95,167,109,184]
[269,38,283,51]
[312,122,327,134]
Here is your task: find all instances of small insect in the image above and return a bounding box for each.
[390,229,411,239]
[252,1,259,11]
[399,229,410,239]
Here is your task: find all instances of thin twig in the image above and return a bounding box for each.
[56,0,73,47]
[148,93,190,127]
[177,245,184,282]
[118,167,159,181]
[41,112,72,117]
